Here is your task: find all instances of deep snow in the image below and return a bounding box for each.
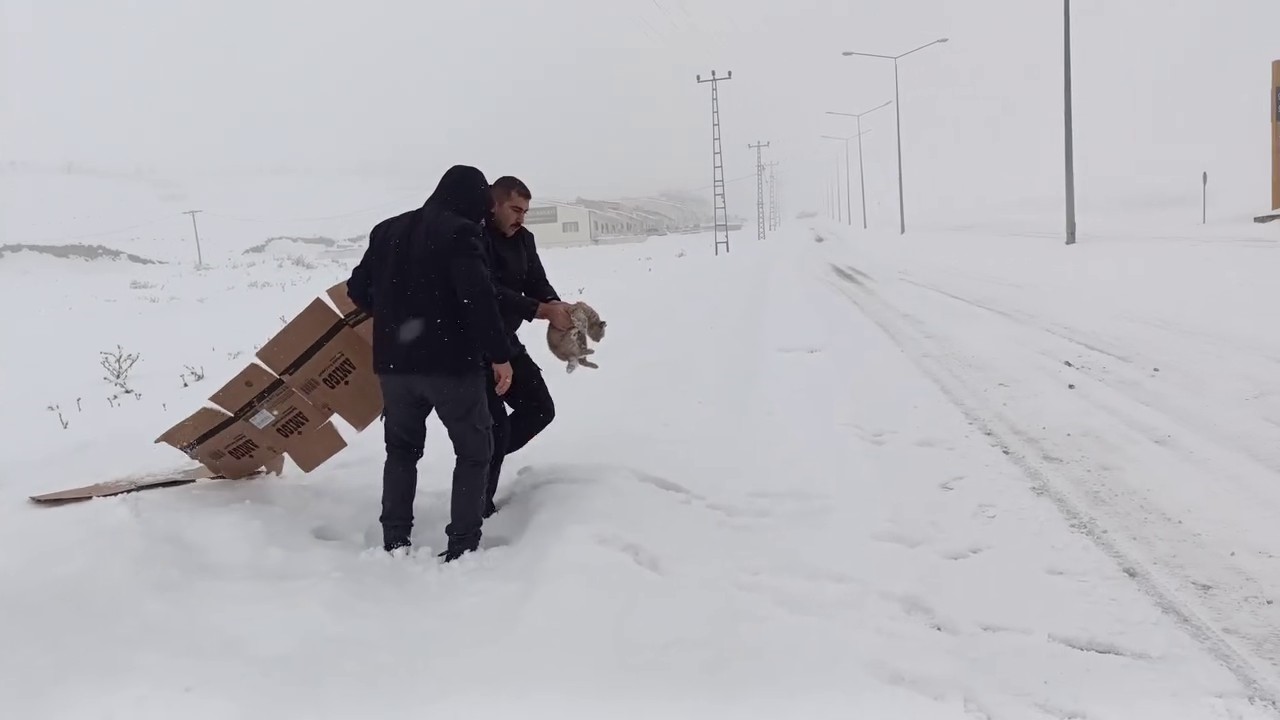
[2,213,1280,717]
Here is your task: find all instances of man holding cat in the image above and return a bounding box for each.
[482,175,573,517]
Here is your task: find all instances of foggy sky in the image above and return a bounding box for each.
[3,0,1278,226]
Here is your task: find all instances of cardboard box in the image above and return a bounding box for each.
[207,362,347,473]
[255,297,383,432]
[326,281,374,346]
[155,406,286,479]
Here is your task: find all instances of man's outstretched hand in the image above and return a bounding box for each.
[537,301,575,331]
[492,361,513,396]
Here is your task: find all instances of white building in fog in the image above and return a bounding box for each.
[523,194,711,247]
[521,202,592,247]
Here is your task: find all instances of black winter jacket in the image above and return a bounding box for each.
[486,224,560,351]
[347,165,512,375]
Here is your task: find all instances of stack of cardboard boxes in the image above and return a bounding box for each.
[31,281,383,503]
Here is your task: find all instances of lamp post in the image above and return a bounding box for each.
[842,38,949,235]
[823,131,871,228]
[1063,0,1077,245]
[827,101,892,229]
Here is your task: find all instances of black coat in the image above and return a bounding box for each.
[487,224,560,352]
[347,165,512,376]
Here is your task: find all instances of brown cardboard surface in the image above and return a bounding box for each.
[30,465,278,503]
[29,466,212,503]
[263,453,287,476]
[256,297,383,431]
[326,281,374,345]
[155,406,285,479]
[208,362,347,472]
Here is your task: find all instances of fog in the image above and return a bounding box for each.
[3,0,1277,228]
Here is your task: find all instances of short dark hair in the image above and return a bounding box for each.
[491,175,531,200]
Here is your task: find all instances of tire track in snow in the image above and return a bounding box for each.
[897,275,1134,364]
[889,274,1280,605]
[896,273,1280,477]
[822,263,1280,711]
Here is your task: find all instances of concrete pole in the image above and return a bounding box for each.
[1064,0,1078,245]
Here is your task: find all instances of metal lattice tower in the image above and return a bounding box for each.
[766,161,779,232]
[748,141,770,241]
[696,70,733,255]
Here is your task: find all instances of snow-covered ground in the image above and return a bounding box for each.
[3,199,1280,717]
[0,167,428,263]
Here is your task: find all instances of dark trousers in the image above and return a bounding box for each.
[485,351,556,512]
[378,371,493,552]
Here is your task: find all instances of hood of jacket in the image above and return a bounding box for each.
[424,165,492,224]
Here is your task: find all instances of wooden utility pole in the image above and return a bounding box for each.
[182,210,204,267]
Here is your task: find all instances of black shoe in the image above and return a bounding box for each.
[384,537,411,554]
[437,545,477,563]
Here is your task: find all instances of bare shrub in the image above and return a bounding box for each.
[46,404,68,430]
[100,345,140,395]
[181,364,206,387]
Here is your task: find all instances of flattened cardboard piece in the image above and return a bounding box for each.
[207,362,347,472]
[29,466,214,503]
[326,281,373,345]
[255,297,383,432]
[29,465,279,504]
[155,406,284,479]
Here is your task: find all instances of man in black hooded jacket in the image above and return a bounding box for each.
[346,164,513,561]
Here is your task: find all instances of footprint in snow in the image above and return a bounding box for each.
[942,545,989,561]
[311,523,354,543]
[1048,633,1152,660]
[889,594,966,635]
[974,504,999,521]
[595,534,663,575]
[860,429,896,447]
[870,528,929,550]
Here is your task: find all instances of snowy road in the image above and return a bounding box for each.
[2,228,1278,718]
[808,224,1280,712]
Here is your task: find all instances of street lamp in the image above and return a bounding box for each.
[842,37,949,235]
[1063,0,1077,245]
[827,100,892,229]
[823,131,871,228]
